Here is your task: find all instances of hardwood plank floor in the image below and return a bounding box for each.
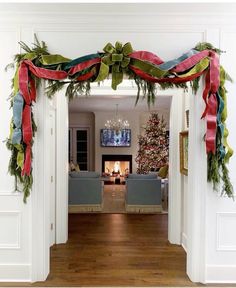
[40,213,200,286]
[5,213,234,287]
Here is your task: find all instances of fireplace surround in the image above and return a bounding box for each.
[102,154,132,175]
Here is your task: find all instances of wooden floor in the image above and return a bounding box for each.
[1,213,208,287]
[2,213,235,287]
[40,213,199,286]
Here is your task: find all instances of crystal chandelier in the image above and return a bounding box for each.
[105,104,130,130]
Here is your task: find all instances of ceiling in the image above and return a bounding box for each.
[68,80,172,112]
[69,95,172,113]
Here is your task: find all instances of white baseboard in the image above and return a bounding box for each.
[206,265,236,283]
[0,263,31,282]
[182,232,187,252]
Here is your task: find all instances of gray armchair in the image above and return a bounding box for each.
[69,171,103,213]
[125,174,162,213]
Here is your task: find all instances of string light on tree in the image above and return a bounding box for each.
[135,113,169,174]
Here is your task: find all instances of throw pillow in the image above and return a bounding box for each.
[75,164,80,172]
[158,165,169,179]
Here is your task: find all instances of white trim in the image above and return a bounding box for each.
[0,191,21,196]
[30,84,50,282]
[186,80,207,283]
[182,232,187,253]
[0,264,31,282]
[0,211,21,249]
[168,90,184,245]
[55,89,68,244]
[206,265,236,283]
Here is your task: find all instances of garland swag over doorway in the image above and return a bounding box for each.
[5,37,234,202]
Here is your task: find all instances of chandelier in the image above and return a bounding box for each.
[105,104,130,131]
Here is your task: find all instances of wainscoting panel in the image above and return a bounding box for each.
[0,211,20,249]
[217,212,236,251]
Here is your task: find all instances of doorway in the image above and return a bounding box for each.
[32,86,190,283]
[56,86,184,230]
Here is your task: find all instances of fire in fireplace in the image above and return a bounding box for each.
[102,155,132,176]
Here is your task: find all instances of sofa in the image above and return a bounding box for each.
[69,171,103,213]
[125,174,162,213]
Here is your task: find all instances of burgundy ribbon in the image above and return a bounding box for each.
[19,62,31,105]
[204,51,220,154]
[129,51,164,65]
[206,93,218,154]
[29,76,36,102]
[201,70,210,119]
[172,50,209,72]
[68,58,101,75]
[76,70,95,81]
[129,65,205,83]
[19,60,69,176]
[25,60,67,80]
[21,105,32,176]
[19,62,33,176]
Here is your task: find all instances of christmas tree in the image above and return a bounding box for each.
[135,113,169,174]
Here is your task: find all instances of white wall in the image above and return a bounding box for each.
[204,29,236,283]
[0,27,32,281]
[94,111,140,173]
[0,3,236,283]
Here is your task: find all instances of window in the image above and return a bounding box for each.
[69,128,89,171]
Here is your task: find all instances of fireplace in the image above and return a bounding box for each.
[102,154,132,176]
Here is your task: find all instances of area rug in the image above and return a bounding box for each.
[102,184,126,213]
[102,184,168,214]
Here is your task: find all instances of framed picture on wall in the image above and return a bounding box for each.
[179,130,189,176]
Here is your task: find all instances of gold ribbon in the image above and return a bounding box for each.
[220,66,233,162]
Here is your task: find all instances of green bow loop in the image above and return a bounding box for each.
[112,65,123,90]
[40,54,71,66]
[94,62,109,82]
[100,41,133,89]
[115,41,123,53]
[122,42,133,56]
[112,54,123,62]
[23,52,37,61]
[102,55,114,66]
[121,57,130,68]
[103,42,115,54]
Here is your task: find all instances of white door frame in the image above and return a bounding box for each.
[31,87,207,283]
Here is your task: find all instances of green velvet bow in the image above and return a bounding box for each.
[95,41,133,89]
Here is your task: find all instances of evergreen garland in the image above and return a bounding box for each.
[5,37,234,201]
